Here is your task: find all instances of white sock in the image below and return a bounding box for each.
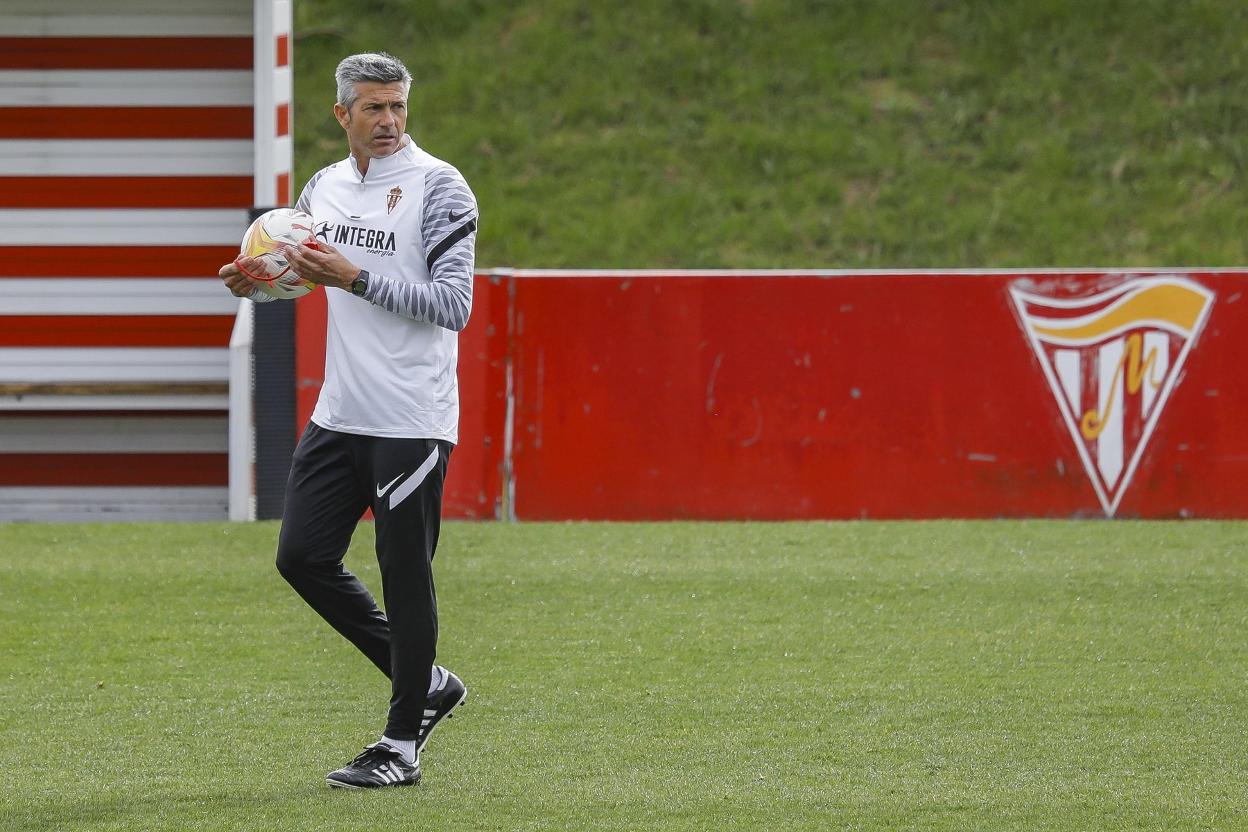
[376,667,448,764]
[379,736,417,765]
[428,665,445,695]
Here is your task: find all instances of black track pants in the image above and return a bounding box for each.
[275,422,452,740]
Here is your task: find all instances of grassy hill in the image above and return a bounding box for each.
[292,0,1248,269]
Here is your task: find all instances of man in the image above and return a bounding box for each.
[219,51,476,790]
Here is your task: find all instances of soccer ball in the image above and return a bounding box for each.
[237,208,318,300]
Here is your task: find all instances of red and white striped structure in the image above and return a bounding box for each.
[0,0,291,520]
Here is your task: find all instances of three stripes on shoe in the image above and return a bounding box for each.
[371,762,410,784]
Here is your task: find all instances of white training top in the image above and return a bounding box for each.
[266,135,477,442]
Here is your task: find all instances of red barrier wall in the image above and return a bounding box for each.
[295,270,1248,520]
[445,275,508,518]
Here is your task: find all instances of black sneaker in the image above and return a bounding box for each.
[325,743,420,790]
[418,667,467,753]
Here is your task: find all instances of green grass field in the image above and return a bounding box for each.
[1,520,1244,830]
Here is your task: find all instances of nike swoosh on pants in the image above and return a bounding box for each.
[389,446,440,509]
[376,472,404,498]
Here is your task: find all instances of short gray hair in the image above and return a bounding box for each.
[335,52,411,110]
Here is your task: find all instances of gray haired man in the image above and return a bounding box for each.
[219,51,477,789]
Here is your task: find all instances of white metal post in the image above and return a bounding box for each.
[228,298,256,521]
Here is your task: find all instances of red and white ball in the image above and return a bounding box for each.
[237,208,318,300]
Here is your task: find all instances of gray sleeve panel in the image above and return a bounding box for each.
[361,249,473,331]
[360,164,477,332]
[421,164,477,260]
[294,166,331,215]
[247,286,277,302]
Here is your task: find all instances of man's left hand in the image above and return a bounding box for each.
[282,240,359,291]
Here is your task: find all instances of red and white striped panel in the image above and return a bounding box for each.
[253,0,293,207]
[0,0,290,520]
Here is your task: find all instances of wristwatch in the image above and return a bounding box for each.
[350,271,368,297]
